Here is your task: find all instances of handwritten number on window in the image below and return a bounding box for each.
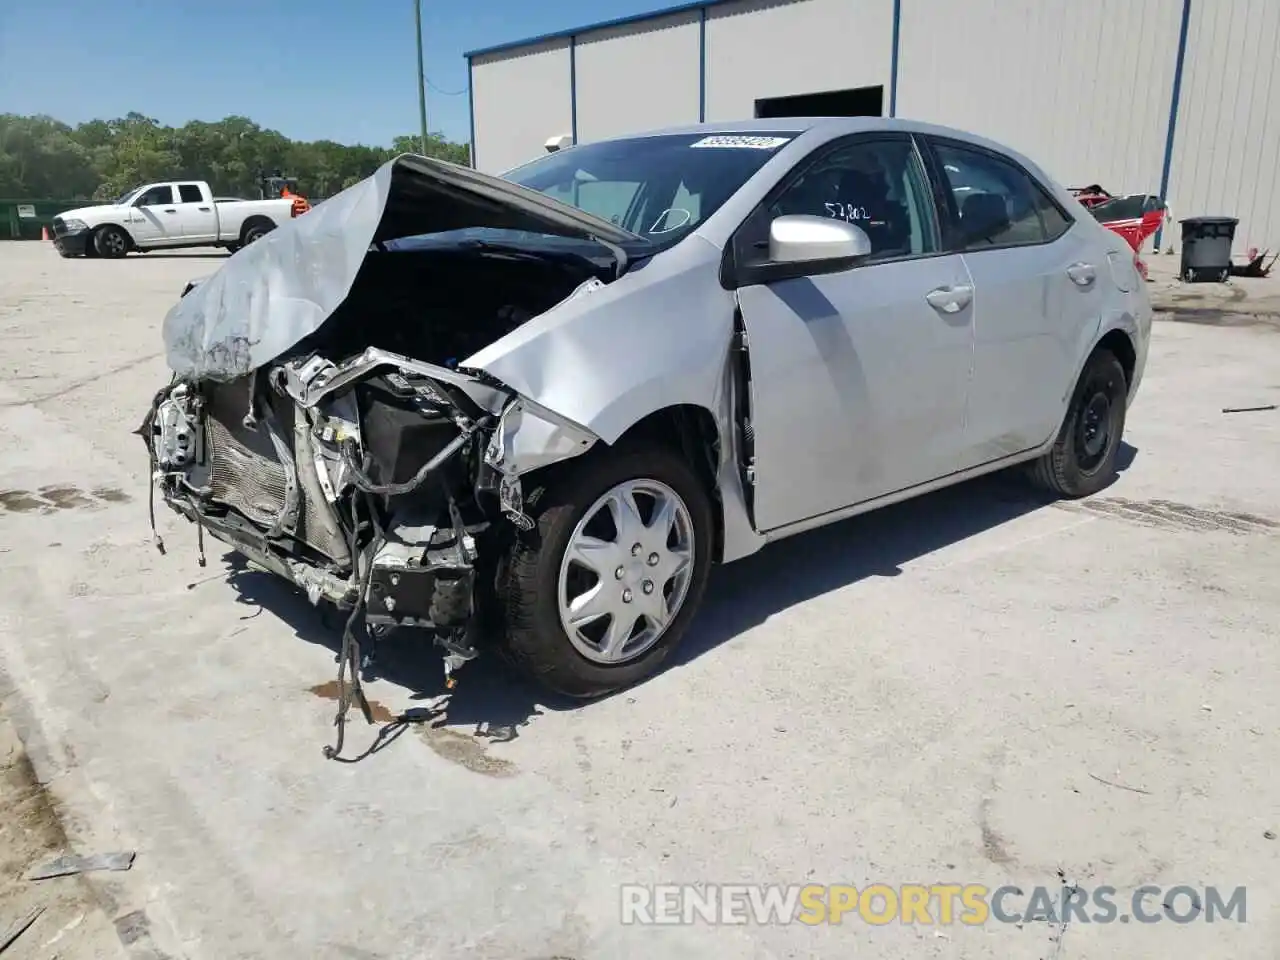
[824,201,870,223]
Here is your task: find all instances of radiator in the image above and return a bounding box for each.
[204,398,349,562]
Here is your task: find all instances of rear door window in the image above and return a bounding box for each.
[926,139,1073,251]
[177,184,204,204]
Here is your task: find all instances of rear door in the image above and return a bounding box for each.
[127,184,178,245]
[919,136,1103,468]
[175,183,217,241]
[731,133,978,531]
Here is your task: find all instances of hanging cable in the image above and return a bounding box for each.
[425,77,470,97]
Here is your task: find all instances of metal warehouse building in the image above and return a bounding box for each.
[465,0,1280,252]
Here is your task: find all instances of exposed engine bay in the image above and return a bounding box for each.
[142,240,609,756]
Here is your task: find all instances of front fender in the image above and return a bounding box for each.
[464,237,736,444]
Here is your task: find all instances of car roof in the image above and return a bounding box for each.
[591,115,992,140]
[581,116,1057,190]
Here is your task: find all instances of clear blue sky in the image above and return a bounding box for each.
[0,0,670,146]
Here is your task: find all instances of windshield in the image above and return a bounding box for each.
[114,186,142,205]
[501,132,795,249]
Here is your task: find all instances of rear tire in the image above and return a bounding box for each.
[93,225,129,259]
[1029,349,1127,498]
[241,220,273,246]
[501,442,714,699]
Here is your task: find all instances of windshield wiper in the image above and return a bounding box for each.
[454,237,618,276]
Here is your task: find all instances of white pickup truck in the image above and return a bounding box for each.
[50,180,299,259]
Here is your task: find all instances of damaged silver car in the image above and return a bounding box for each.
[142,118,1150,707]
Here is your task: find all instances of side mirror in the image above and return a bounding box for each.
[769,214,872,264]
[725,214,872,288]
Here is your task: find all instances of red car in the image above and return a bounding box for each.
[1071,188,1166,281]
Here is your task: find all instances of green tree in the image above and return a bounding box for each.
[0,112,472,201]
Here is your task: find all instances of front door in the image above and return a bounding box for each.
[922,137,1104,465]
[732,134,976,532]
[127,184,178,246]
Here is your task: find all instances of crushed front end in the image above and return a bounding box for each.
[140,346,589,707]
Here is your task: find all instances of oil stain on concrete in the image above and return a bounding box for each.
[0,485,132,514]
[308,682,516,777]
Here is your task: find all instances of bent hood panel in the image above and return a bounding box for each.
[162,154,642,382]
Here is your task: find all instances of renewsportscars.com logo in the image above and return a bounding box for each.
[620,884,1248,926]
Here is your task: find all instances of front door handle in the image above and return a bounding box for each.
[925,284,973,314]
[163,208,177,214]
[1067,262,1096,286]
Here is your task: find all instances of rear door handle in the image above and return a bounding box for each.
[1067,262,1096,286]
[198,206,211,211]
[925,284,973,313]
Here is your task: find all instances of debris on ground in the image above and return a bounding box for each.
[26,852,136,881]
[1230,248,1277,278]
[1088,773,1152,795]
[1222,404,1277,414]
[0,906,44,954]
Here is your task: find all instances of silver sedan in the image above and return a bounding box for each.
[146,117,1151,707]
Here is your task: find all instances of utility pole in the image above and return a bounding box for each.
[414,0,428,153]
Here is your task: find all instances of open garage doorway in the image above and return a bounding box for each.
[754,85,884,119]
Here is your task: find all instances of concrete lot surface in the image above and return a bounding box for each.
[0,241,1277,959]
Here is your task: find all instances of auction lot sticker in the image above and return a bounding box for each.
[690,135,791,149]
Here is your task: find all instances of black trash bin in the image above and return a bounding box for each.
[1180,216,1238,283]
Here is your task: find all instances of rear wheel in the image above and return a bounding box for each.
[1029,349,1127,498]
[93,225,129,259]
[501,443,714,698]
[241,220,273,246]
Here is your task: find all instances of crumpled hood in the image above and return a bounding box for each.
[162,154,642,382]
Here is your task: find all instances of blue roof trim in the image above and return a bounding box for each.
[465,0,736,59]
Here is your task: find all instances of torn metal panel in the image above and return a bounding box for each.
[162,155,644,382]
[483,398,598,477]
[26,851,136,881]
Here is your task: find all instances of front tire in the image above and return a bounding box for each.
[93,225,129,259]
[501,443,714,698]
[1029,348,1128,498]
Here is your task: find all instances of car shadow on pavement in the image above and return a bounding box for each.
[221,554,565,745]
[677,439,1135,665]
[217,444,1138,750]
[130,252,230,260]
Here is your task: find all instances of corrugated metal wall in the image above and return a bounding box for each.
[1168,0,1280,252]
[576,12,702,142]
[470,39,574,174]
[467,0,1280,251]
[898,0,1183,196]
[705,0,893,120]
